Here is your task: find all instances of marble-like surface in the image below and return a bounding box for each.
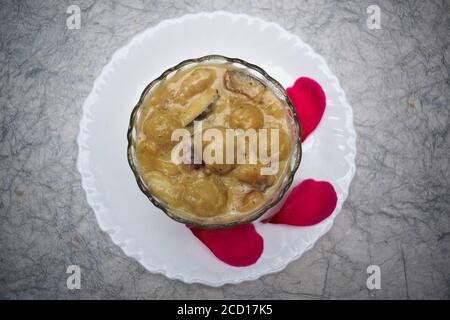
[0,0,449,299]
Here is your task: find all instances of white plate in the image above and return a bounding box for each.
[77,11,356,286]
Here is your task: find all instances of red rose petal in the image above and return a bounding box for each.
[264,179,337,226]
[287,77,326,141]
[189,223,263,267]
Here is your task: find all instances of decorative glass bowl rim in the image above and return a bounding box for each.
[127,54,302,229]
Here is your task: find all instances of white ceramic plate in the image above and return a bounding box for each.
[77,11,356,286]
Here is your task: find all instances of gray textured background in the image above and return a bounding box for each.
[1,0,449,299]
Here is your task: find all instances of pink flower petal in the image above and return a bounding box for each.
[287,77,326,141]
[189,223,264,267]
[264,179,337,226]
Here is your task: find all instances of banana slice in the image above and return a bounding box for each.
[224,70,266,100]
[180,88,219,127]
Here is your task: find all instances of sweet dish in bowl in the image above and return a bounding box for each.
[127,55,301,228]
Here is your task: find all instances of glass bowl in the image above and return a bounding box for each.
[127,55,302,229]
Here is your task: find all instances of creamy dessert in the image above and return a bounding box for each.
[132,61,298,226]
